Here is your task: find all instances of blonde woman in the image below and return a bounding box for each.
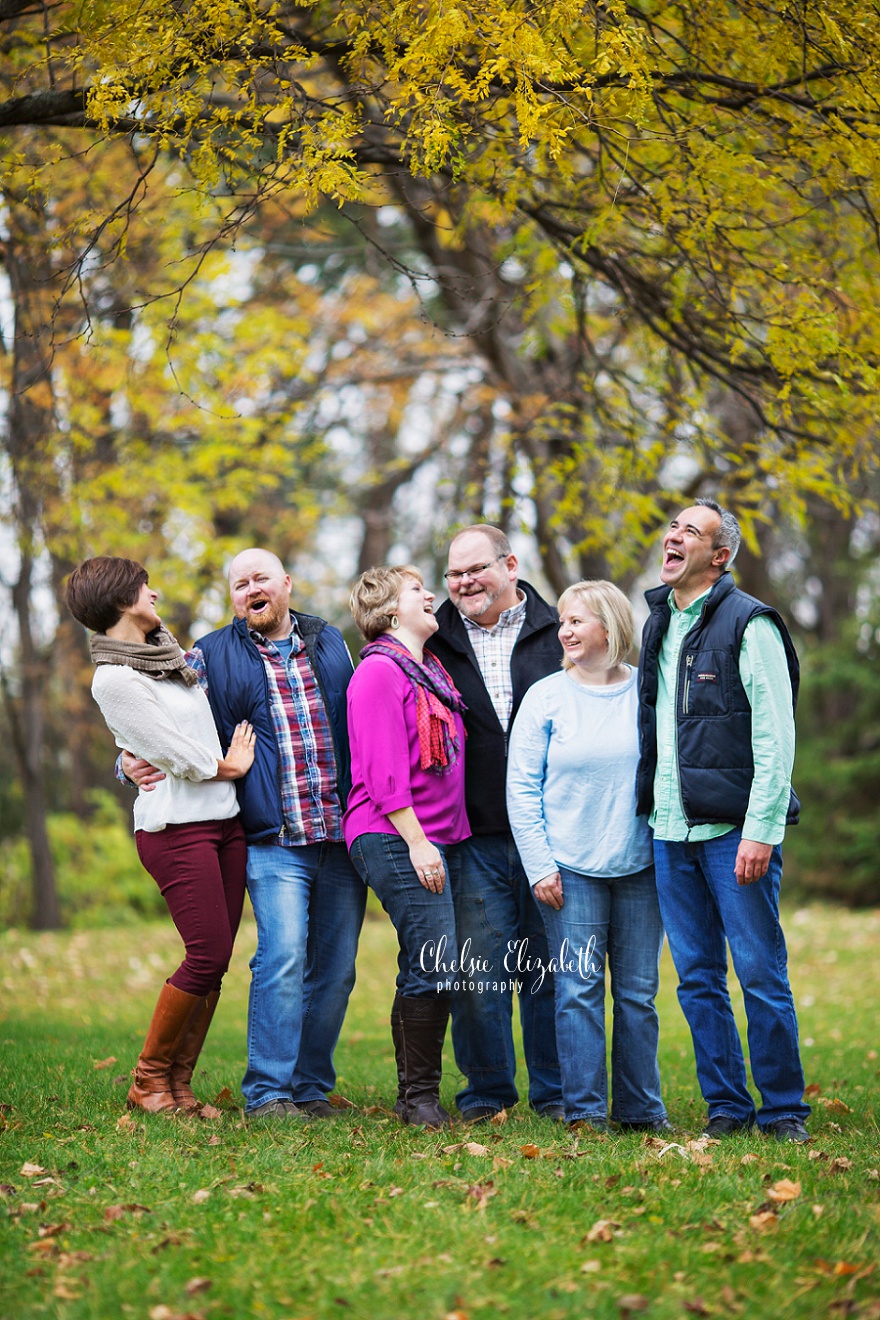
[506,581,667,1133]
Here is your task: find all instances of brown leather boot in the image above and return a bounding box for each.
[127,982,202,1113]
[390,992,453,1130]
[169,990,220,1111]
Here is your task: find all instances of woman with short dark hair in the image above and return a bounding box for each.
[345,565,469,1129]
[66,556,255,1115]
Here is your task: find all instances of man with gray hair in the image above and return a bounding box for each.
[636,499,810,1142]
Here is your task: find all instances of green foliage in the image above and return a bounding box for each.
[787,640,880,906]
[0,792,162,930]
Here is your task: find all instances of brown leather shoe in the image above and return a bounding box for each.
[169,991,220,1111]
[127,982,202,1113]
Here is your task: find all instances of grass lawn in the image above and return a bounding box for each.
[1,902,878,1320]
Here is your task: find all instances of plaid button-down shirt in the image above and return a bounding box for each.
[462,592,527,734]
[188,620,343,846]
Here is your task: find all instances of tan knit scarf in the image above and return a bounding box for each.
[89,625,199,686]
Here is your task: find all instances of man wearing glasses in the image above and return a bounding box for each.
[426,525,564,1122]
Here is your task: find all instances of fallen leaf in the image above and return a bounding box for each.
[830,1158,854,1173]
[683,1300,710,1316]
[442,1143,463,1155]
[184,1278,212,1296]
[465,1182,497,1211]
[104,1204,151,1220]
[492,1156,512,1170]
[37,1223,69,1238]
[443,1311,469,1320]
[816,1097,851,1113]
[812,1204,824,1217]
[387,1187,404,1198]
[767,1179,801,1202]
[214,1087,234,1104]
[741,1153,759,1165]
[53,1281,81,1300]
[749,1211,778,1232]
[618,1295,650,1314]
[197,1104,222,1121]
[464,1142,489,1157]
[657,1142,690,1160]
[192,1189,211,1204]
[206,1135,221,1147]
[92,1057,117,1070]
[581,1259,602,1273]
[116,1115,137,1133]
[520,1144,540,1159]
[586,1218,619,1243]
[803,1083,823,1097]
[0,1184,16,1196]
[20,1163,46,1178]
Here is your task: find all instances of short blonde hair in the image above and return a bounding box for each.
[349,565,423,642]
[557,580,635,670]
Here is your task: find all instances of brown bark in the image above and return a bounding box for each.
[2,193,62,928]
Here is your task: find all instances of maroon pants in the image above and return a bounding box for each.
[135,818,247,997]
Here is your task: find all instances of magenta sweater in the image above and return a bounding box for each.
[343,653,471,848]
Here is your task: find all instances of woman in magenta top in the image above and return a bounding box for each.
[346,564,470,1129]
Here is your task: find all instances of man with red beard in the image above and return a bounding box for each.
[123,548,365,1120]
[636,499,810,1143]
[426,525,564,1123]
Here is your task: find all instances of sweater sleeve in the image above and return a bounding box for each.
[93,668,219,782]
[506,683,558,885]
[347,658,416,815]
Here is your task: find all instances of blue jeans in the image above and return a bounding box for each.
[653,830,809,1129]
[242,840,366,1112]
[447,833,562,1114]
[539,865,666,1125]
[349,833,458,997]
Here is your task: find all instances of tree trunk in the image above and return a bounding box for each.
[3,195,62,929]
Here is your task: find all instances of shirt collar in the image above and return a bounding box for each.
[462,590,527,633]
[249,611,300,646]
[668,587,712,617]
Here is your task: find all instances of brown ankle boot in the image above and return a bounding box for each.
[127,982,202,1113]
[169,990,220,1111]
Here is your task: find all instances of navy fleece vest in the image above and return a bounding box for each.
[196,613,353,844]
[636,574,801,828]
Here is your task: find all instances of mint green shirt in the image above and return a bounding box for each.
[650,587,795,845]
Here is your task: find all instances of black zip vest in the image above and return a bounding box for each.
[636,574,801,828]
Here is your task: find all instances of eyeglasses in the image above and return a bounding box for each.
[443,555,506,584]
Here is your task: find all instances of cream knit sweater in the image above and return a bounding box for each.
[92,665,239,833]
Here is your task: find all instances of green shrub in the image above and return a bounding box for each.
[0,790,165,928]
[786,639,880,906]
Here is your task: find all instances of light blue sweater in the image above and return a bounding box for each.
[506,666,652,884]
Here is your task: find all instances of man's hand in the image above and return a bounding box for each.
[735,838,772,886]
[533,872,563,909]
[121,750,165,792]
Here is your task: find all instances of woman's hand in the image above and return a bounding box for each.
[409,839,446,894]
[533,871,563,909]
[215,722,256,780]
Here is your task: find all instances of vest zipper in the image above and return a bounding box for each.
[678,651,694,831]
[682,653,694,715]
